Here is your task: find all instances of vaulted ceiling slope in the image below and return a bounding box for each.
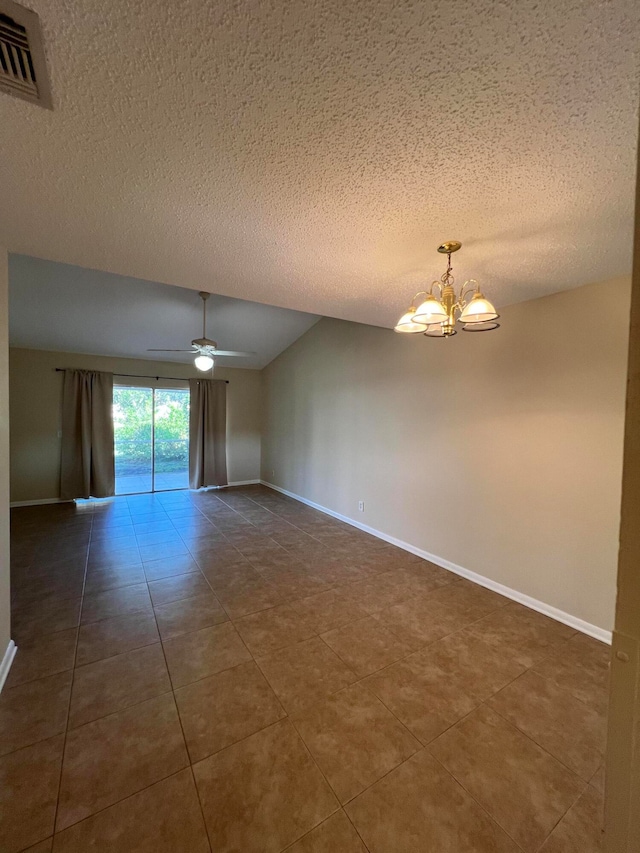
[0,0,638,328]
[8,255,319,369]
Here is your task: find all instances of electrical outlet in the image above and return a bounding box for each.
[358,501,365,512]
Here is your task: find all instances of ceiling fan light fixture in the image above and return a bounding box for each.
[194,354,214,371]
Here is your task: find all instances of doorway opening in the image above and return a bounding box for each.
[113,386,190,495]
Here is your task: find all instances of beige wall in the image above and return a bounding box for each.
[261,276,631,632]
[9,348,262,503]
[0,249,10,658]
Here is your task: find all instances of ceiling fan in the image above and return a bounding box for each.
[147,291,255,371]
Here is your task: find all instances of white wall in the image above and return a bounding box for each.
[261,276,631,633]
[9,348,262,503]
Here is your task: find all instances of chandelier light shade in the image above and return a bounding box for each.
[458,290,499,324]
[412,294,449,326]
[394,241,500,338]
[194,354,215,371]
[394,306,428,333]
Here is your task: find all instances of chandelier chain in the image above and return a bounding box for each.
[441,252,454,286]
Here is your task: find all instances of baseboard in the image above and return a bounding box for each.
[0,640,17,693]
[260,480,612,645]
[11,485,261,505]
[10,497,72,508]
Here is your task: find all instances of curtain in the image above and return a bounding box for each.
[60,370,115,500]
[189,378,228,489]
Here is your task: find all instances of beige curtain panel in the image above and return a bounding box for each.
[60,369,115,500]
[189,378,228,489]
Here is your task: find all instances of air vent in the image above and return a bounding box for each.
[0,0,51,108]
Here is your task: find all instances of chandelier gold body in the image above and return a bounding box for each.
[394,241,500,337]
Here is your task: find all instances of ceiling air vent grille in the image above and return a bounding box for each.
[0,0,51,108]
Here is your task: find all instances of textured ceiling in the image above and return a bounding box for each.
[8,255,319,369]
[0,0,638,329]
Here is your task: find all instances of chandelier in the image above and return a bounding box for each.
[394,241,499,337]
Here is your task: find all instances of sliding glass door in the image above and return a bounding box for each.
[113,386,190,495]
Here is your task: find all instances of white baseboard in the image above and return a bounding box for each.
[260,480,612,645]
[227,480,261,487]
[10,497,71,508]
[0,640,17,693]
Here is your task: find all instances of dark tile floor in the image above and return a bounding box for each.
[0,485,609,851]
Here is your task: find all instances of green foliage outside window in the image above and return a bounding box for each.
[113,387,190,475]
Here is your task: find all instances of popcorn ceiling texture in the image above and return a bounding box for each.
[0,0,638,327]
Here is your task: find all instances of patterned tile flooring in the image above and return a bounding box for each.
[0,486,610,851]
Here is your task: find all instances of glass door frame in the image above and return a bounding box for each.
[113,380,190,496]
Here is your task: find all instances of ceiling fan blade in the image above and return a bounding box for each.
[211,350,256,357]
[146,348,196,352]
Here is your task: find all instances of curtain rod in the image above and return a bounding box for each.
[55,369,229,384]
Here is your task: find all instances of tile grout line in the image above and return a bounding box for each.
[146,561,215,853]
[51,503,101,839]
[427,749,529,852]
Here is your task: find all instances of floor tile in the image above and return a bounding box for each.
[0,671,72,756]
[135,529,184,548]
[80,583,152,625]
[216,578,284,618]
[6,494,609,852]
[345,748,519,852]
[162,622,252,688]
[411,630,527,701]
[363,656,477,745]
[539,783,603,852]
[235,602,316,656]
[430,578,510,615]
[175,660,285,762]
[266,571,331,602]
[285,810,367,852]
[193,718,338,853]
[0,735,64,853]
[154,592,228,640]
[341,573,415,615]
[69,643,171,728]
[22,839,53,852]
[86,547,140,570]
[557,633,612,673]
[57,693,188,831]
[533,652,610,714]
[293,588,369,633]
[463,603,576,668]
[321,617,413,677]
[430,705,584,852]
[76,611,160,666]
[143,554,201,581]
[148,571,211,606]
[139,541,190,563]
[51,769,210,852]
[488,670,606,780]
[591,764,605,793]
[257,637,357,715]
[11,597,82,644]
[5,629,77,689]
[293,682,420,803]
[83,563,147,595]
[372,595,459,650]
